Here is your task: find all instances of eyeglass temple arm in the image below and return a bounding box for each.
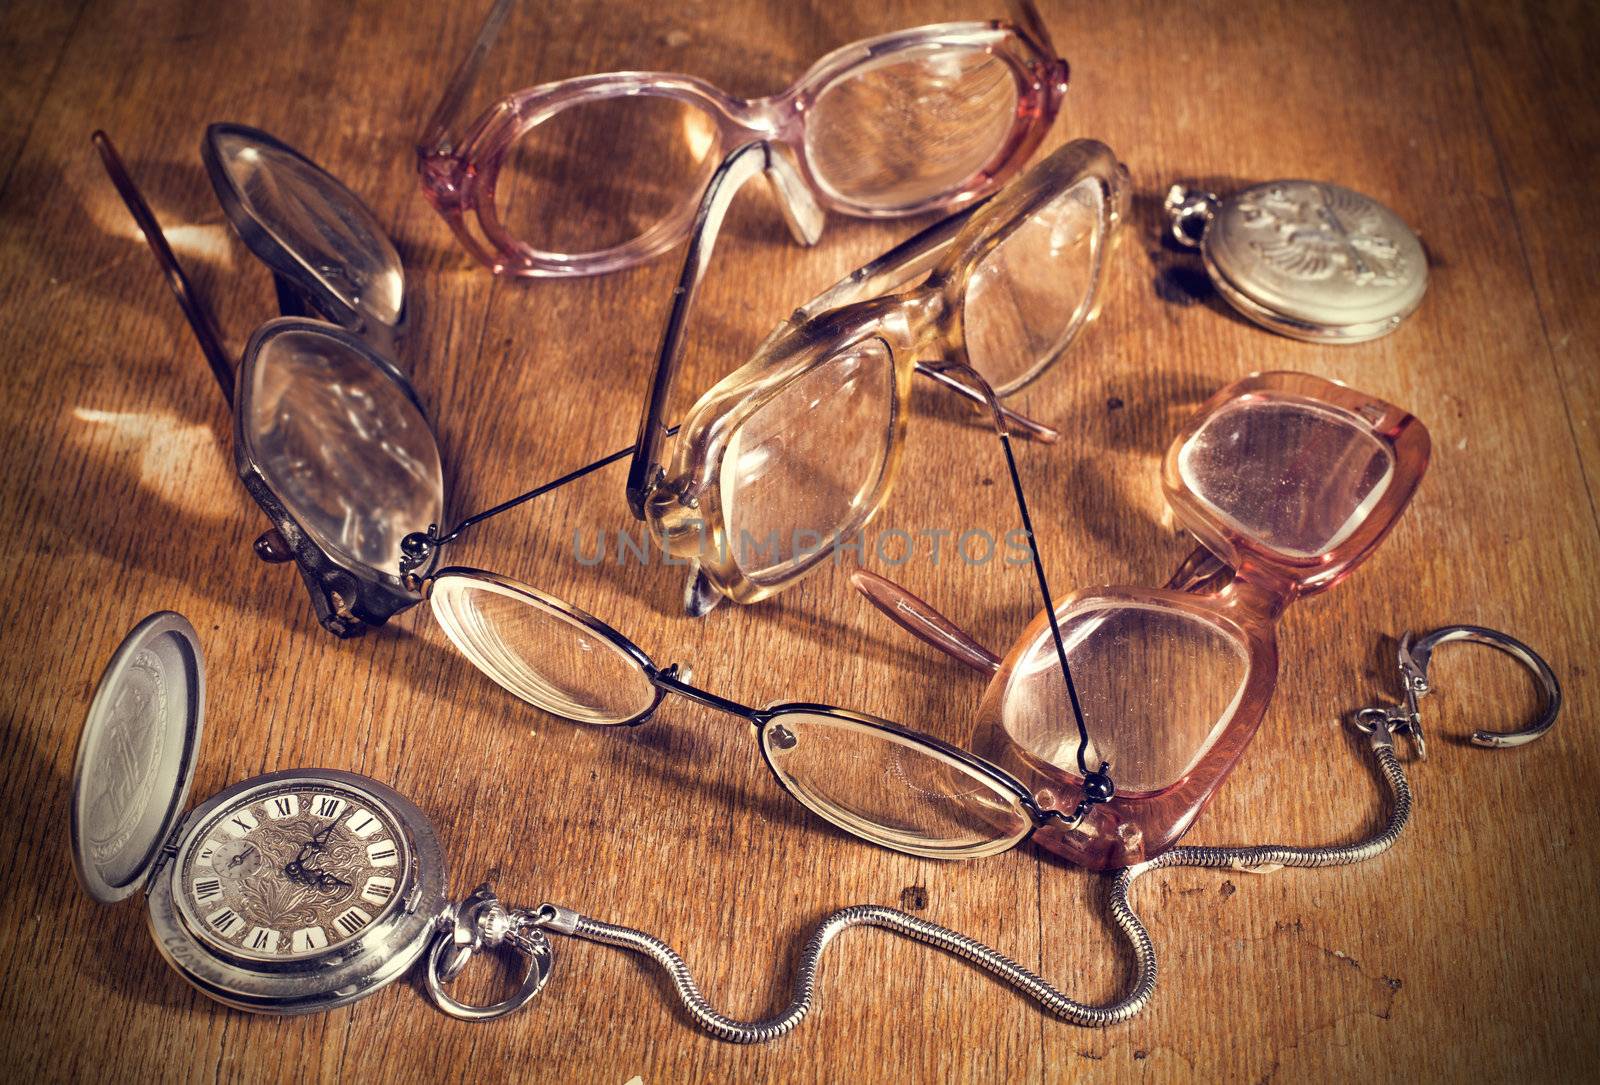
[855,545,1234,671]
[850,569,1000,676]
[417,0,514,156]
[1007,0,1059,59]
[398,425,679,574]
[1165,544,1233,593]
[914,365,1057,442]
[92,131,235,408]
[625,141,824,521]
[923,361,1100,783]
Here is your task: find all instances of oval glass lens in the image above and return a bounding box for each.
[720,338,896,586]
[1177,397,1395,558]
[242,328,442,575]
[806,45,1020,210]
[494,95,721,256]
[1001,602,1250,795]
[762,711,1033,859]
[210,129,404,328]
[429,574,658,725]
[963,175,1105,393]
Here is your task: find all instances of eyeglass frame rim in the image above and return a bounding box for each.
[92,131,432,639]
[201,121,408,355]
[236,318,441,635]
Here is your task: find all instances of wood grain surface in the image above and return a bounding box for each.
[2,1,1597,1081]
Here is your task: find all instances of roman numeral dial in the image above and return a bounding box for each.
[178,784,407,962]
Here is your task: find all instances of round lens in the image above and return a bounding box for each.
[493,94,721,257]
[719,337,896,586]
[999,602,1249,794]
[209,128,404,328]
[241,327,442,576]
[805,45,1019,210]
[963,175,1105,393]
[429,572,658,725]
[761,710,1033,858]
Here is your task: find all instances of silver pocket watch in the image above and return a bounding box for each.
[69,612,549,1018]
[1164,179,1428,342]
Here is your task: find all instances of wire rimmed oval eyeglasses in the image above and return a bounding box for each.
[418,564,1079,860]
[416,0,1068,276]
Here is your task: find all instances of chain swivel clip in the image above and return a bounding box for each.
[1353,625,1562,761]
[425,881,554,1022]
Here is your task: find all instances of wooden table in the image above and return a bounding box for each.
[3,1,1596,1080]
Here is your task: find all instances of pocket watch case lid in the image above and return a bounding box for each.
[1166,179,1429,343]
[71,611,206,904]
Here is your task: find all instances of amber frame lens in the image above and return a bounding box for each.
[645,138,1128,607]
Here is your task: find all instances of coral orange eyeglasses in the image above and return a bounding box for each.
[416,0,1068,276]
[855,372,1431,870]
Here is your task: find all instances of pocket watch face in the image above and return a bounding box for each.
[175,780,409,962]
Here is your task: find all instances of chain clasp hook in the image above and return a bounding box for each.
[1354,625,1561,759]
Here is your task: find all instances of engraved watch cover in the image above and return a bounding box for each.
[70,612,206,904]
[1204,180,1428,342]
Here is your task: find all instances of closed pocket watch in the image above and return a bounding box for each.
[69,611,548,1017]
[1164,179,1428,342]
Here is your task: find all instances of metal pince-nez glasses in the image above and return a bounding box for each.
[417,0,1068,277]
[95,127,435,637]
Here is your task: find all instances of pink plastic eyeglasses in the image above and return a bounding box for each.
[855,372,1432,870]
[416,0,1068,277]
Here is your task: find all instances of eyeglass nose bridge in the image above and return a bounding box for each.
[756,141,825,247]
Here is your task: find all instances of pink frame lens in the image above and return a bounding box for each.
[417,7,1068,277]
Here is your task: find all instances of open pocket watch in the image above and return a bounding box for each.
[69,611,549,1017]
[1163,179,1428,342]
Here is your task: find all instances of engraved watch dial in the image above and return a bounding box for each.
[174,782,408,962]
